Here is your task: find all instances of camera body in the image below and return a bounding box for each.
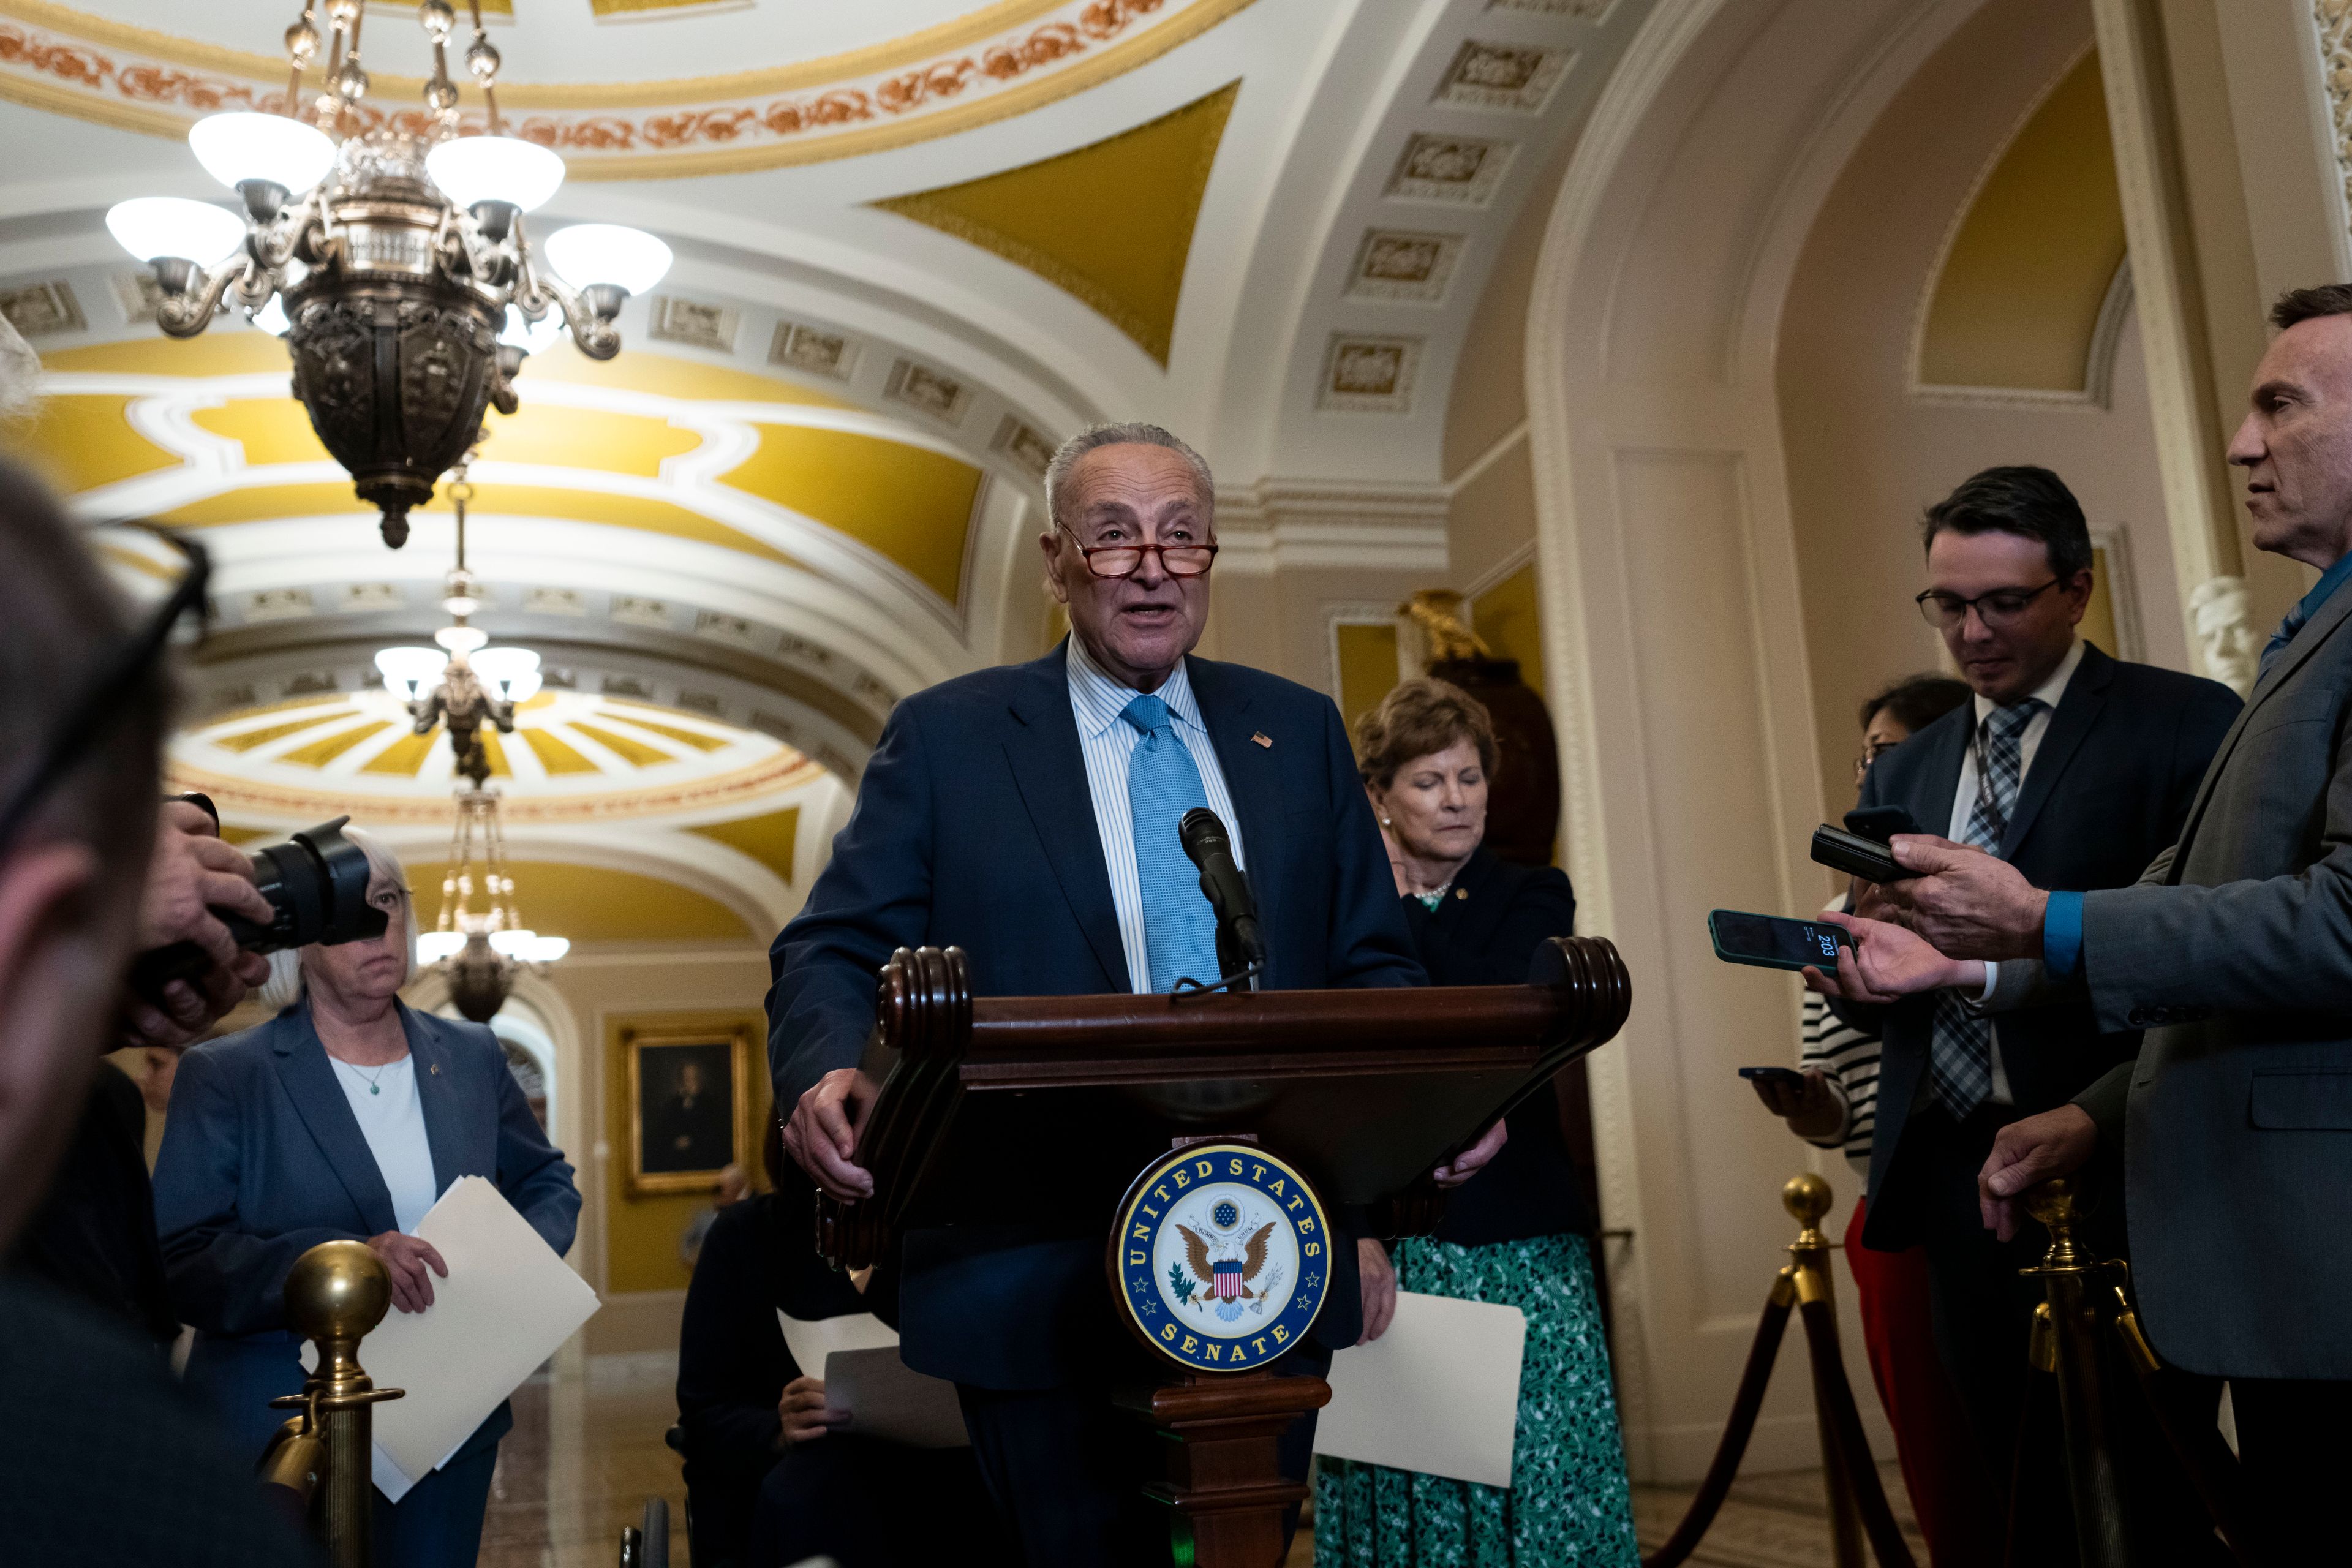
[128,813,388,1002]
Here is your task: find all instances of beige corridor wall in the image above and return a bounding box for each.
[1777,0,2183,829]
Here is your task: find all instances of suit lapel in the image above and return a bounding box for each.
[2175,581,2352,855]
[1904,707,1971,839]
[402,1005,463,1197]
[1999,643,2112,859]
[1438,849,1512,958]
[1186,658,1280,968]
[1003,646,1128,990]
[272,1006,398,1235]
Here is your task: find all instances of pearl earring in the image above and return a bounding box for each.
[1381,815,1392,826]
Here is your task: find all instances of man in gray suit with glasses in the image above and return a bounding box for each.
[1817,284,2352,1561]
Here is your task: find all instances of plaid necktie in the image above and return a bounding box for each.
[1926,699,2044,1119]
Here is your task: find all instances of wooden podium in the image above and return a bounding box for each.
[815,935,1632,1568]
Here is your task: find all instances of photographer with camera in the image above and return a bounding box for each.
[0,456,314,1562]
[9,796,274,1347]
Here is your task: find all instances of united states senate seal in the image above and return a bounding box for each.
[1108,1142,1330,1372]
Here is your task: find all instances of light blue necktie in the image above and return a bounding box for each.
[1120,693,1220,992]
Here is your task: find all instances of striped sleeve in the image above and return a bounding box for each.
[1799,992,1881,1164]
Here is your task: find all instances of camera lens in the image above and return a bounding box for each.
[224,815,388,954]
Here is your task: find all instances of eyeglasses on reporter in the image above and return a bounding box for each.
[1914,578,2064,630]
[1055,522,1218,579]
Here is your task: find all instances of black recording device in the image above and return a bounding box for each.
[1811,824,1906,884]
[1708,908,1847,973]
[1738,1065,1805,1087]
[1178,806,1265,990]
[1843,804,1921,843]
[127,814,388,1001]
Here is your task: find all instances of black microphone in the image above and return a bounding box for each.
[1179,807,1266,976]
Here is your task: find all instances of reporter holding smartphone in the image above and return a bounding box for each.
[1838,468,2236,1560]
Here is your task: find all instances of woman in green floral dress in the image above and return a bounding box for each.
[1317,680,1638,1567]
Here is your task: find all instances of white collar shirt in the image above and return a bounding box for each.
[1065,633,1245,993]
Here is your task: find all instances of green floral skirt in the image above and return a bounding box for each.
[1314,1231,1639,1567]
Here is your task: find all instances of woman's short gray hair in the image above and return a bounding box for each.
[259,824,418,1009]
[1042,422,1216,534]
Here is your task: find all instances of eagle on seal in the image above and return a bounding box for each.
[1176,1220,1276,1299]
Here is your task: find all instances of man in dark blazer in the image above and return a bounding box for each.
[1843,466,2238,1546]
[1862,287,2352,1561]
[768,424,1486,1566]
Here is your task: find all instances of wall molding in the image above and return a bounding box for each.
[1319,598,1401,706]
[1910,257,2134,410]
[1460,537,1539,602]
[1215,478,1451,575]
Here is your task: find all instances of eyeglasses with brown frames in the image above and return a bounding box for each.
[1055,522,1218,579]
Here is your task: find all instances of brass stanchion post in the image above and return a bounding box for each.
[1784,1175,1864,1568]
[1643,1176,1915,1568]
[2019,1182,2128,1568]
[270,1240,405,1568]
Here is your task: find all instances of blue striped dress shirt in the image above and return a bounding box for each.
[1065,634,1246,993]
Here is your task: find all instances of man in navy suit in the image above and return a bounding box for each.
[769,423,1496,1564]
[1834,467,2237,1558]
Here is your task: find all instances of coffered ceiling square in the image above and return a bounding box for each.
[1488,0,1616,17]
[1386,134,1516,206]
[885,358,973,426]
[0,281,83,338]
[1317,334,1424,414]
[769,321,861,380]
[650,296,741,354]
[1436,41,1572,113]
[1346,230,1466,303]
[993,415,1058,479]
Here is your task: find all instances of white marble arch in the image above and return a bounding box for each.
[1520,0,2006,1481]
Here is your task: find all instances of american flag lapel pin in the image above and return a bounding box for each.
[1252,731,1273,748]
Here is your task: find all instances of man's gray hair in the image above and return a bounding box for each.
[1042,422,1216,534]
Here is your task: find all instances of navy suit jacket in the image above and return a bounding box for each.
[767,641,1425,1388]
[154,1000,581,1466]
[1852,642,2237,1247]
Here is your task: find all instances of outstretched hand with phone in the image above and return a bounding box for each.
[1798,910,1984,1006]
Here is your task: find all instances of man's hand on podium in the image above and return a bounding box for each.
[785,1067,881,1200]
[1432,1118,1507,1188]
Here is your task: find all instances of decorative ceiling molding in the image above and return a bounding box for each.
[0,0,1260,178]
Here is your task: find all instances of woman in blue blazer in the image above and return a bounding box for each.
[153,828,580,1568]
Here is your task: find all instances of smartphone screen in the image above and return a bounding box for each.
[1711,911,1843,970]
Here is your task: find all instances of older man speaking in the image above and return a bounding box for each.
[767,423,1491,1563]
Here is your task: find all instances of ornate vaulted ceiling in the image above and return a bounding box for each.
[0,0,1655,944]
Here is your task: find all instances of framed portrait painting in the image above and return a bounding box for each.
[625,1024,752,1195]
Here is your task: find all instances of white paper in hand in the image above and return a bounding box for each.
[823,1346,969,1447]
[1313,1291,1526,1488]
[775,1307,897,1376]
[362,1176,599,1497]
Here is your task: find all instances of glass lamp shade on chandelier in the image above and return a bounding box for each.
[417,783,567,1024]
[103,1,673,548]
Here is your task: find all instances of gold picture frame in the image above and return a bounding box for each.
[624,1023,753,1196]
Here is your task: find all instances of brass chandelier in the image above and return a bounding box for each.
[104,1,672,548]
